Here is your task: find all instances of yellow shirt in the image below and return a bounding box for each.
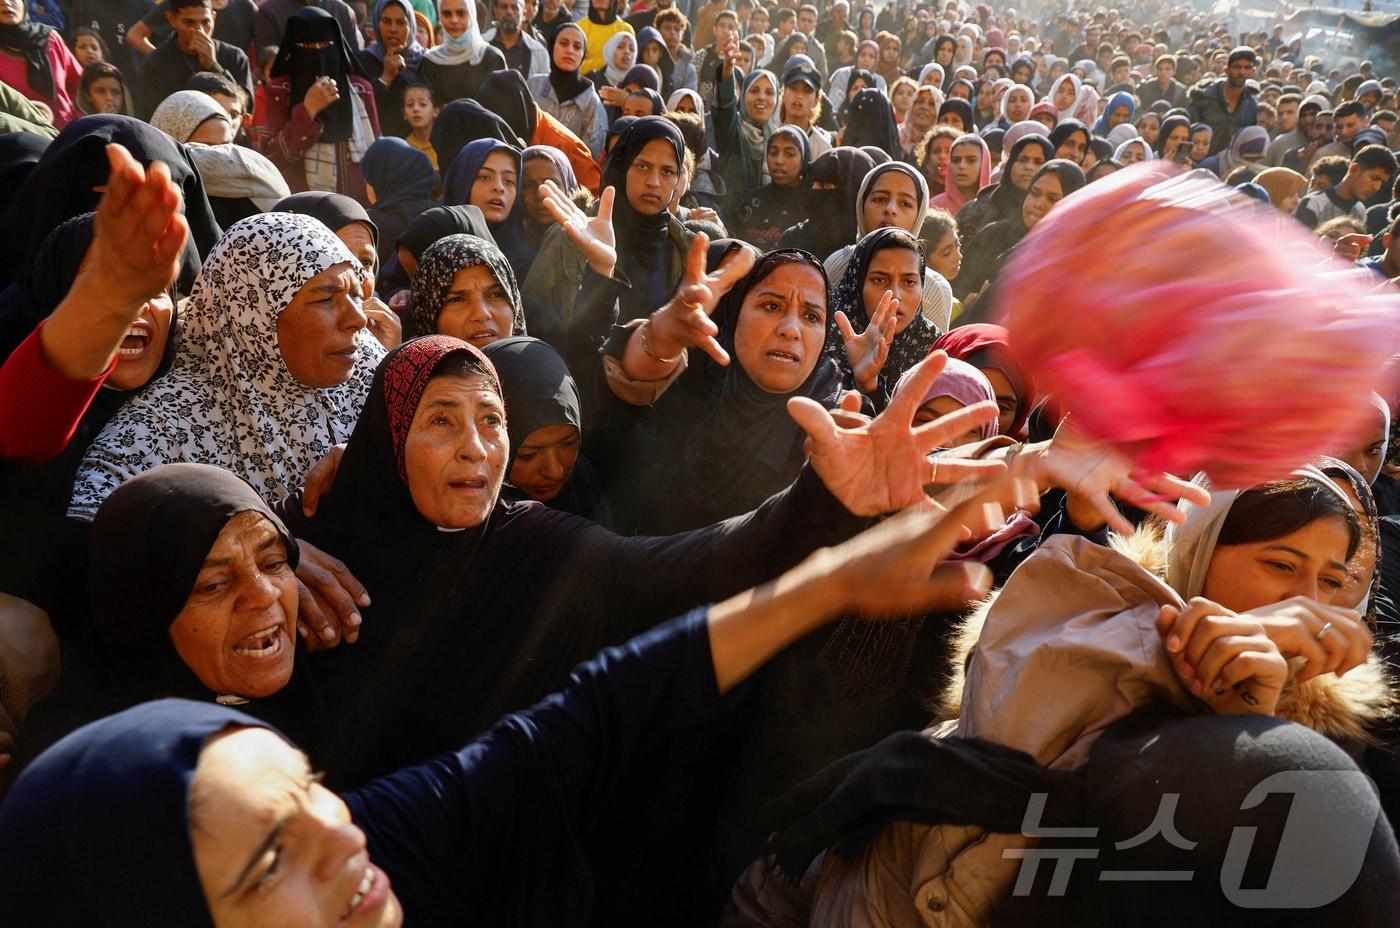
[577,18,634,76]
[405,133,439,172]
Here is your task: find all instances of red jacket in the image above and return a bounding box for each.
[0,324,113,466]
[256,75,382,203]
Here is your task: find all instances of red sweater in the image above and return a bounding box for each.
[0,324,114,465]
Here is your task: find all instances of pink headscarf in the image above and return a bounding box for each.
[928,133,991,216]
[894,356,998,438]
[1074,83,1101,124]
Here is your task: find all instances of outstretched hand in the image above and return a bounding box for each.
[834,289,898,394]
[643,232,757,367]
[85,143,188,308]
[791,351,1000,516]
[1031,419,1211,536]
[542,180,616,278]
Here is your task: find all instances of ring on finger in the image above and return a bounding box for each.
[1315,621,1334,641]
[928,455,939,486]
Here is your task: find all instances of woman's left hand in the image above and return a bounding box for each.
[363,295,402,349]
[790,351,1001,515]
[542,180,617,278]
[834,288,897,394]
[293,539,370,650]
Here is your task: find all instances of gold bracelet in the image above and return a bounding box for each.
[637,319,684,364]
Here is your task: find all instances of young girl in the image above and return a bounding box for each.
[76,61,129,115]
[402,82,439,170]
[919,208,964,321]
[70,28,107,68]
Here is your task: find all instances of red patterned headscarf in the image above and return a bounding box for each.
[382,334,501,482]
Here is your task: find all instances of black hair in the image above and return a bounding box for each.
[1352,143,1398,175]
[1312,155,1350,185]
[168,0,214,14]
[1217,478,1361,562]
[403,81,436,104]
[1334,100,1367,121]
[72,26,110,58]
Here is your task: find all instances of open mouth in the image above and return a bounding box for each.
[342,864,389,922]
[448,475,489,493]
[487,198,506,211]
[765,349,800,364]
[465,329,498,345]
[232,624,286,660]
[118,321,152,361]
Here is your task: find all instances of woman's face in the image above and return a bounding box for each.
[521,157,562,227]
[277,262,368,388]
[924,136,952,185]
[192,727,404,928]
[926,229,961,280]
[435,264,515,348]
[766,135,803,187]
[0,0,24,25]
[984,51,1005,71]
[936,40,953,65]
[510,423,580,501]
[910,90,937,128]
[1107,105,1130,128]
[744,76,777,123]
[189,115,233,145]
[977,365,1017,434]
[438,0,469,38]
[948,140,982,192]
[85,75,125,113]
[1054,129,1086,163]
[168,511,299,700]
[1137,114,1160,145]
[857,44,878,70]
[622,93,653,117]
[1163,123,1190,157]
[336,224,377,281]
[976,81,996,111]
[1007,142,1045,190]
[377,2,410,52]
[108,292,175,390]
[1119,142,1147,165]
[640,41,662,66]
[863,169,921,232]
[863,246,923,334]
[403,374,509,528]
[74,33,104,66]
[1339,411,1388,484]
[1276,185,1301,214]
[913,395,982,445]
[1190,129,1211,160]
[948,83,970,101]
[734,263,827,393]
[624,137,680,215]
[892,82,915,114]
[1022,170,1063,229]
[552,28,585,71]
[611,35,636,69]
[1201,515,1353,612]
[469,150,518,224]
[937,110,965,130]
[1006,89,1031,122]
[788,38,808,58]
[846,76,870,101]
[1052,79,1077,111]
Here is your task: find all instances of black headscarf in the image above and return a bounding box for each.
[440,140,532,282]
[478,68,539,143]
[548,22,593,102]
[937,96,974,133]
[1156,113,1192,157]
[602,116,686,316]
[586,0,618,26]
[430,98,522,173]
[989,133,1053,221]
[0,130,47,218]
[614,248,846,534]
[482,335,604,519]
[0,4,56,99]
[0,115,220,299]
[398,204,495,255]
[273,190,378,248]
[270,6,368,142]
[360,138,437,266]
[830,227,935,388]
[842,87,902,153]
[1032,156,1087,198]
[1049,118,1090,159]
[407,233,527,339]
[780,146,875,261]
[10,464,322,784]
[860,144,892,165]
[770,31,813,77]
[0,700,266,926]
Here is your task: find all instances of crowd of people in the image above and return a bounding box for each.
[2,0,1400,922]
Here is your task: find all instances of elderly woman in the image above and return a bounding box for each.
[67,212,386,520]
[12,463,322,776]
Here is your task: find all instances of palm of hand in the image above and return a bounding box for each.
[808,410,930,515]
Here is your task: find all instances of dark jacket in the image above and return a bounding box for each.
[133,36,254,121]
[1187,78,1258,156]
[1137,76,1188,110]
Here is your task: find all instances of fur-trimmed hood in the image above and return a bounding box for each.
[936,525,1395,750]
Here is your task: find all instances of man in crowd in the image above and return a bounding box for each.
[1188,45,1258,155]
[133,0,253,121]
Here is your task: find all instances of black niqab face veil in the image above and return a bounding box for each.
[271,7,367,141]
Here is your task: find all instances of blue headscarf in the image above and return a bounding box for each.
[1092,91,1135,137]
[361,137,437,266]
[0,699,284,925]
[365,0,426,73]
[442,139,532,281]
